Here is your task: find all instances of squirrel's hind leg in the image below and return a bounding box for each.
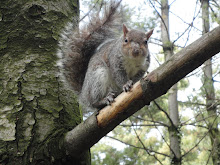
[80,66,114,111]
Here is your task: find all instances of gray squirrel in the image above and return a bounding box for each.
[57,1,153,113]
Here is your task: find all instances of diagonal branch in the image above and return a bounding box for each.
[64,26,220,158]
[153,100,174,127]
[181,114,219,158]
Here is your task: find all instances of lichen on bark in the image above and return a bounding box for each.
[0,0,86,164]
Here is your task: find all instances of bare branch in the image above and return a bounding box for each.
[170,0,178,6]
[210,0,220,7]
[129,119,164,165]
[131,115,169,127]
[148,0,170,39]
[120,124,165,127]
[178,101,206,107]
[79,0,101,22]
[182,113,218,127]
[180,113,201,126]
[182,114,219,158]
[153,100,174,126]
[64,26,220,158]
[106,135,169,157]
[147,109,174,157]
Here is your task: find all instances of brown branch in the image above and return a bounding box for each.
[64,26,220,158]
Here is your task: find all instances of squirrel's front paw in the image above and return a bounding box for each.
[123,80,134,92]
[105,92,116,105]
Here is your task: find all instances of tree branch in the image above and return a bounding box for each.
[153,100,174,127]
[129,119,163,165]
[64,26,220,158]
[181,114,219,158]
[106,135,169,157]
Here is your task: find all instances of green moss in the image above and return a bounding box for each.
[0,0,86,164]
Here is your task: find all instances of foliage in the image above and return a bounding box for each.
[80,0,220,164]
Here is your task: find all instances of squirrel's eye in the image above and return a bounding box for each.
[124,38,128,43]
[144,40,148,44]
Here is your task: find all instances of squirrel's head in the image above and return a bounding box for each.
[122,24,153,58]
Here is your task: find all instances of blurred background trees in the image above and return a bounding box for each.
[80,0,220,164]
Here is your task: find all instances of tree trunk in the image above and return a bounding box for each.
[161,1,181,164]
[219,0,220,20]
[0,0,90,164]
[201,0,220,164]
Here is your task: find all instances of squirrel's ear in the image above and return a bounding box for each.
[123,24,129,37]
[145,29,154,40]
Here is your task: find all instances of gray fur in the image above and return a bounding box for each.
[80,28,152,112]
[57,0,153,113]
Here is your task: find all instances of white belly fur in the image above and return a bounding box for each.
[123,56,149,78]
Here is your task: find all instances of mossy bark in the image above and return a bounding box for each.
[0,0,89,164]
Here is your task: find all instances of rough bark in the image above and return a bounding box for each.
[0,0,90,164]
[201,0,220,164]
[161,1,181,164]
[65,25,220,158]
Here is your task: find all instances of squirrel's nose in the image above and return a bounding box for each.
[131,42,141,56]
[132,49,140,56]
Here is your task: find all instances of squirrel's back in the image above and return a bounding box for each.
[57,1,122,93]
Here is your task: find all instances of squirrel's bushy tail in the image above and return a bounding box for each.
[57,0,122,93]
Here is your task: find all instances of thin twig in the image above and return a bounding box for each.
[120,124,166,127]
[147,0,170,40]
[182,114,219,157]
[79,0,101,22]
[170,0,178,6]
[106,135,169,157]
[184,0,201,47]
[131,115,169,127]
[129,118,164,165]
[147,107,176,159]
[153,101,174,127]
